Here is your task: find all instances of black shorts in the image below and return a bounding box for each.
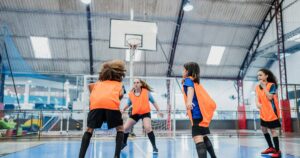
[87,109,123,129]
[130,113,151,122]
[260,119,281,129]
[192,119,210,137]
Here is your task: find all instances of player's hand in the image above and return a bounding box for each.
[120,109,125,114]
[256,104,262,109]
[186,102,193,110]
[157,112,164,118]
[258,80,266,89]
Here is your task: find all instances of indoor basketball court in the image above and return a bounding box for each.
[1,0,300,158]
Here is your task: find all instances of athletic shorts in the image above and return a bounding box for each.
[260,119,281,129]
[130,112,151,122]
[87,109,123,129]
[192,118,210,137]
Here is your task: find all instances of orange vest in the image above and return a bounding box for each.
[256,82,280,121]
[183,78,216,127]
[129,88,151,115]
[89,80,122,111]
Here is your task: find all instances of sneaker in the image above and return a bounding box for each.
[130,133,136,137]
[271,150,281,158]
[121,143,127,150]
[153,147,158,153]
[129,133,136,137]
[261,147,276,154]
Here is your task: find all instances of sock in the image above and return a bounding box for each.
[204,136,217,158]
[273,137,280,151]
[114,131,124,158]
[264,133,274,148]
[147,131,157,149]
[123,133,129,145]
[196,142,207,158]
[79,132,92,158]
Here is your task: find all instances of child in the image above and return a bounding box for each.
[255,69,281,157]
[121,78,162,153]
[79,60,126,158]
[182,62,217,158]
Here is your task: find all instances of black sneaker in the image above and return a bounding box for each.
[153,147,158,153]
[121,143,127,150]
[130,133,136,137]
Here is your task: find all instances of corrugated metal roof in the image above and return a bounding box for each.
[0,0,276,79]
[186,0,272,26]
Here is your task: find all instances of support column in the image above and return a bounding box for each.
[0,54,5,118]
[274,0,292,132]
[237,79,247,129]
[24,82,30,106]
[166,80,171,134]
[0,55,4,104]
[47,87,51,104]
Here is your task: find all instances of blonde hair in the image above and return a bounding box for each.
[133,78,153,92]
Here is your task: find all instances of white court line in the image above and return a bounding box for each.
[133,142,148,157]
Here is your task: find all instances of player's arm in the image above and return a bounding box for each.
[88,83,95,93]
[186,87,194,110]
[255,93,262,109]
[122,99,131,113]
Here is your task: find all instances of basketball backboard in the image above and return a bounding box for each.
[109,19,157,51]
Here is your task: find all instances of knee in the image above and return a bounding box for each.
[144,126,152,133]
[124,125,131,133]
[271,129,279,137]
[193,135,204,144]
[86,128,94,134]
[261,127,268,134]
[116,125,124,132]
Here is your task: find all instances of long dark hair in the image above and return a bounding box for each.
[258,68,278,87]
[99,60,126,82]
[183,62,200,83]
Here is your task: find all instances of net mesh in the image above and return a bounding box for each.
[126,38,142,49]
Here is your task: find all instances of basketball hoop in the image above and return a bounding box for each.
[126,38,142,50]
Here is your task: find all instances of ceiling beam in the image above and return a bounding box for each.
[167,0,185,77]
[237,0,284,80]
[85,4,94,75]
[21,57,242,68]
[255,26,300,57]
[7,34,248,50]
[0,8,259,29]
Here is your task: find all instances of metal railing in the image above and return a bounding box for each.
[1,108,299,139]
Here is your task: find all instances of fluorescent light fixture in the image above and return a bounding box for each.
[206,46,226,65]
[287,34,300,42]
[130,8,134,20]
[126,50,142,62]
[81,0,91,4]
[183,0,193,12]
[30,36,51,59]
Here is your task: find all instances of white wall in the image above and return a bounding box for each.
[174,79,257,111]
[270,50,300,84]
[260,0,300,47]
[268,0,300,84]
[283,0,300,33]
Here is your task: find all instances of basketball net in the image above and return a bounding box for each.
[126,38,141,88]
